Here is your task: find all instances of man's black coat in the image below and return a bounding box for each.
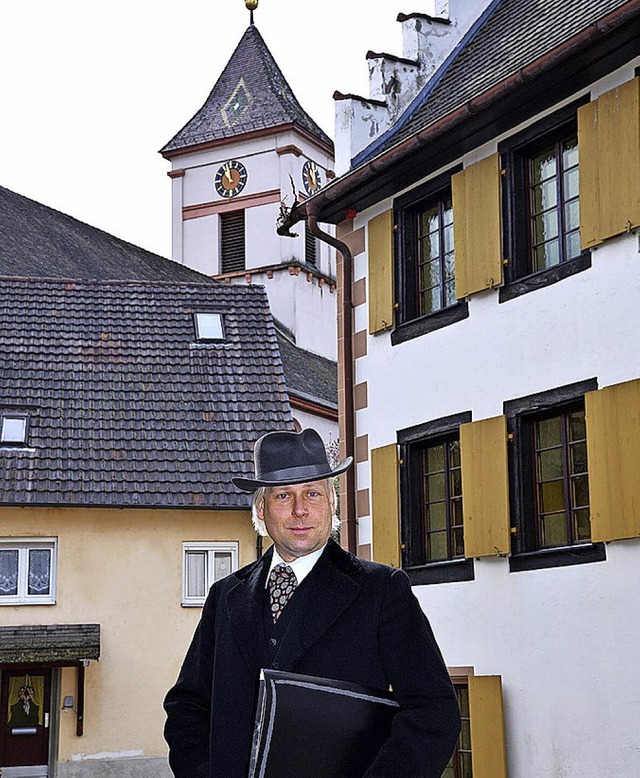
[164,539,460,777]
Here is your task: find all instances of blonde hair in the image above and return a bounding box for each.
[251,480,340,537]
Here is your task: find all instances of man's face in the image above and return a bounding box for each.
[258,480,334,563]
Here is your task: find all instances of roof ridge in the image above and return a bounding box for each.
[0,274,274,292]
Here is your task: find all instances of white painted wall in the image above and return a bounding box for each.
[182,214,217,275]
[225,270,337,361]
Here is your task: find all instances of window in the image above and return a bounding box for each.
[398,413,474,584]
[443,683,472,778]
[305,224,317,266]
[530,407,590,549]
[506,379,606,571]
[0,540,56,605]
[416,194,455,316]
[1,415,28,445]
[527,135,580,273]
[393,167,468,345]
[182,542,238,606]
[220,210,245,273]
[194,312,224,341]
[420,437,464,563]
[500,98,591,302]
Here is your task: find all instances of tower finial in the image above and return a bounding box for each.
[245,0,258,25]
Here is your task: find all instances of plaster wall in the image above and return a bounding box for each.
[246,201,282,268]
[182,147,279,209]
[0,506,256,770]
[182,214,217,276]
[229,270,337,360]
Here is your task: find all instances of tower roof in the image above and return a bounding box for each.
[161,25,332,156]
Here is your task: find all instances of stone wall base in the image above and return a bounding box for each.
[56,757,172,778]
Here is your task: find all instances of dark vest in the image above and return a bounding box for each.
[263,572,310,667]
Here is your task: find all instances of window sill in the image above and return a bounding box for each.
[499,252,591,303]
[404,558,474,585]
[0,599,56,606]
[509,542,606,572]
[391,301,469,346]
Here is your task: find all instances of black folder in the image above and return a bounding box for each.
[248,669,399,778]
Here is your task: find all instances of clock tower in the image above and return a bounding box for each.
[160,10,337,370]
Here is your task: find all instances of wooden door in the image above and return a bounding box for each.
[0,668,51,769]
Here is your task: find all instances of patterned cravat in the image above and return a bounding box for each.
[268,563,297,622]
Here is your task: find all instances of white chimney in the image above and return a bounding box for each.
[334,0,495,174]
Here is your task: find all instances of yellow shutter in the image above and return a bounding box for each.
[452,153,503,299]
[469,675,508,777]
[367,209,394,334]
[460,415,510,558]
[370,443,400,567]
[585,378,640,542]
[578,77,640,249]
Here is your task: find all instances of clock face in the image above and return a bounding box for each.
[302,160,322,196]
[215,160,248,198]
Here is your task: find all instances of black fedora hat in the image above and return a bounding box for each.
[232,429,352,492]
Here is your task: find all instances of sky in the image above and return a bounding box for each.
[0,1,419,259]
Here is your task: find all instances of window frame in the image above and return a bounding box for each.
[181,541,239,607]
[499,97,591,303]
[0,538,57,605]
[193,312,225,342]
[443,676,473,778]
[505,379,606,572]
[392,166,468,345]
[1,414,29,446]
[398,412,474,585]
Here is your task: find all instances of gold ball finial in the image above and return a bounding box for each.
[245,0,258,11]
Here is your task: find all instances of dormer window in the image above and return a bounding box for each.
[194,313,225,342]
[1,415,28,446]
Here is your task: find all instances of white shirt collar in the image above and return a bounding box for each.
[266,544,327,587]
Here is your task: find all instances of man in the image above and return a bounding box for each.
[164,428,460,777]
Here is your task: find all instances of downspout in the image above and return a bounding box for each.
[306,201,357,555]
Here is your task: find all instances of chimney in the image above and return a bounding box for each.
[333,0,495,174]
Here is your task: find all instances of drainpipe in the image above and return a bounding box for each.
[306,201,357,555]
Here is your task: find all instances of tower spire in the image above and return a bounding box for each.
[245,0,258,25]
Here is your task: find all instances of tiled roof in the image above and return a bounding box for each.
[0,185,208,283]
[355,0,632,166]
[0,278,293,508]
[161,24,332,155]
[0,624,100,663]
[276,332,337,410]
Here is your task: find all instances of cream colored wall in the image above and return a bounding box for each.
[0,506,256,764]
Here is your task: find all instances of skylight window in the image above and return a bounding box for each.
[1,416,27,445]
[194,313,225,342]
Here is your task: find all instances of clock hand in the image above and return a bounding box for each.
[225,164,233,185]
